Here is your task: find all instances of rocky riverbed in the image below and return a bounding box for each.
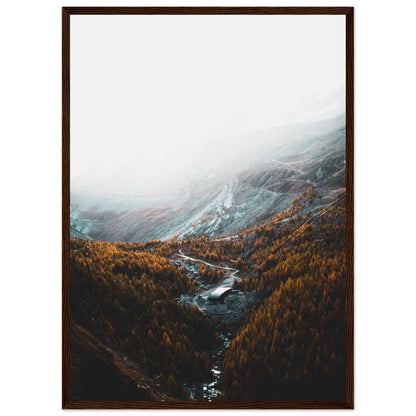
[173,251,257,401]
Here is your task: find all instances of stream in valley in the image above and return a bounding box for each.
[173,250,255,401]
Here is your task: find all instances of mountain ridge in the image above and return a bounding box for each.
[70,113,345,242]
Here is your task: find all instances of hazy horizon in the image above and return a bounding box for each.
[71,14,345,196]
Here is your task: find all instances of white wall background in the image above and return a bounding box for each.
[1,0,415,415]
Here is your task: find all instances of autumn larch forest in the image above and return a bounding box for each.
[70,187,347,401]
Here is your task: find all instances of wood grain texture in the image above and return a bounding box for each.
[63,7,353,15]
[345,7,354,409]
[63,400,352,409]
[62,6,70,409]
[62,7,354,409]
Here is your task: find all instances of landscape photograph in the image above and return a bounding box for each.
[65,10,352,405]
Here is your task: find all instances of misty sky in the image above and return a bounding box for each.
[71,14,345,192]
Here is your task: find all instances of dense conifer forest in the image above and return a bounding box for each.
[70,190,346,401]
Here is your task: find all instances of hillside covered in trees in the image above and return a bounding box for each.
[223,196,346,400]
[70,189,347,401]
[70,239,218,399]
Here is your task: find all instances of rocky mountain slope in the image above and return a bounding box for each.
[70,323,169,401]
[70,114,345,242]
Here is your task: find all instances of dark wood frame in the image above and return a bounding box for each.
[62,7,354,409]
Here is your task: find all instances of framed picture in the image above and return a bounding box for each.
[63,7,353,409]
